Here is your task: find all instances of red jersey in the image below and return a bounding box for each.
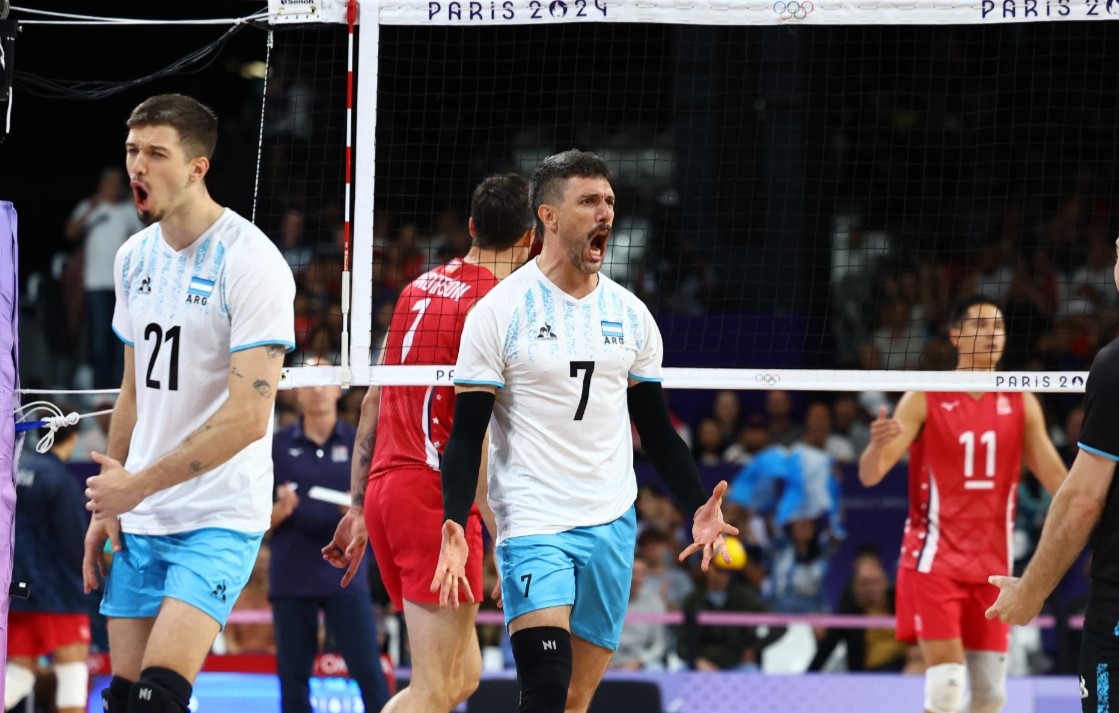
[900,392,1025,583]
[369,259,499,478]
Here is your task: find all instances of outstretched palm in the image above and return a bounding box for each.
[678,480,740,571]
[430,519,475,608]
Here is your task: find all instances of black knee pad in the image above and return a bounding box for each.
[510,626,572,713]
[128,668,193,713]
[103,676,134,713]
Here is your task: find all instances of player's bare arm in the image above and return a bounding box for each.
[627,378,739,570]
[82,345,138,592]
[858,391,926,487]
[322,383,380,585]
[85,343,285,519]
[987,449,1115,625]
[474,430,504,606]
[432,383,496,607]
[1021,391,1069,495]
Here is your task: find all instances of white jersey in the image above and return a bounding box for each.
[112,209,295,535]
[454,259,664,543]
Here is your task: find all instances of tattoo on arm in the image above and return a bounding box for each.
[352,427,374,507]
[357,429,375,470]
[253,379,273,398]
[184,423,213,444]
[188,460,208,476]
[265,344,286,359]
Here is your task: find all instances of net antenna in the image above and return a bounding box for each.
[271,0,1115,393]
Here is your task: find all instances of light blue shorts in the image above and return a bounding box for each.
[100,528,264,627]
[495,507,636,651]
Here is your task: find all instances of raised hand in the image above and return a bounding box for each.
[868,405,903,449]
[678,480,741,571]
[429,519,475,608]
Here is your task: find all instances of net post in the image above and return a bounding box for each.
[349,0,378,383]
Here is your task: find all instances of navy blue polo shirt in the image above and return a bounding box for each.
[270,418,371,597]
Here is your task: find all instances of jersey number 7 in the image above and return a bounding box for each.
[570,361,595,420]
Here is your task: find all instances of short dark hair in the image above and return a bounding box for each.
[530,149,612,237]
[470,173,533,250]
[951,295,1003,327]
[127,94,218,160]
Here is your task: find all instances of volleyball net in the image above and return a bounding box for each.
[257,0,1119,394]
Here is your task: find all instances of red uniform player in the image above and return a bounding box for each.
[324,173,533,713]
[859,297,1066,713]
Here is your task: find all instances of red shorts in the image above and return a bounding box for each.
[365,467,483,611]
[895,567,1009,652]
[8,613,91,658]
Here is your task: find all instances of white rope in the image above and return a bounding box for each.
[11,7,269,25]
[13,401,114,454]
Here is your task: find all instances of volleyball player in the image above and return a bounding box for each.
[433,150,738,713]
[986,235,1119,713]
[859,296,1067,713]
[323,173,534,712]
[82,94,296,713]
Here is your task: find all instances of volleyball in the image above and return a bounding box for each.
[715,536,748,571]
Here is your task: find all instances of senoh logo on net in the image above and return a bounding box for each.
[773,1,815,19]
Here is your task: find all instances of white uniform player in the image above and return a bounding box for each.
[112,209,295,534]
[82,94,294,713]
[433,150,737,713]
[454,258,663,544]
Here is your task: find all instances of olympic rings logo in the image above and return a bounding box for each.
[773,1,814,19]
[754,373,782,386]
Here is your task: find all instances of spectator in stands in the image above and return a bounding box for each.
[765,390,802,446]
[960,242,1014,305]
[1064,234,1118,316]
[768,518,833,614]
[6,412,89,713]
[712,390,742,449]
[269,374,390,713]
[679,537,785,671]
[872,298,926,370]
[831,395,870,456]
[807,547,908,673]
[693,418,727,466]
[637,527,694,611]
[64,167,144,388]
[611,558,669,671]
[723,413,770,465]
[802,401,856,464]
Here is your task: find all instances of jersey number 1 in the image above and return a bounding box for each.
[400,298,431,362]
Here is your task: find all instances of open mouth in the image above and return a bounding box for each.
[588,228,610,262]
[131,181,150,213]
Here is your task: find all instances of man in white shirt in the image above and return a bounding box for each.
[433,150,737,713]
[81,94,295,713]
[65,167,144,388]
